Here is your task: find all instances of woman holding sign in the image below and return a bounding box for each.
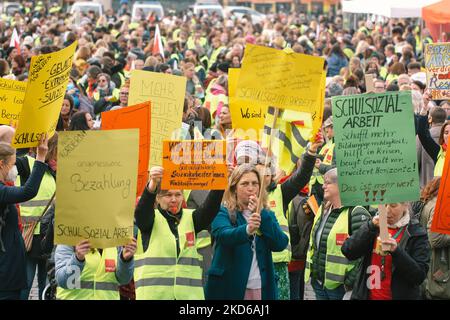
[417,101,449,177]
[205,164,289,300]
[342,202,430,300]
[0,136,48,300]
[133,166,224,300]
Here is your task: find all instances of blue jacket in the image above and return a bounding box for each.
[205,206,289,300]
[0,161,46,291]
[326,53,348,77]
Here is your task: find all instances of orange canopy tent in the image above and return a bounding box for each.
[422,0,450,41]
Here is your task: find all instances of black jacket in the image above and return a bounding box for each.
[135,188,224,255]
[0,161,47,291]
[342,218,430,300]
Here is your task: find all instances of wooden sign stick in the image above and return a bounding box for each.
[378,204,390,251]
[255,107,279,216]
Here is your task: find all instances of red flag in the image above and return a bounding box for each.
[152,24,164,60]
[9,28,21,55]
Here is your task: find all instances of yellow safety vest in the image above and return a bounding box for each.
[16,156,55,235]
[56,248,120,300]
[93,88,120,103]
[434,147,445,177]
[183,190,211,250]
[268,185,291,263]
[209,46,226,66]
[134,209,204,300]
[305,206,356,290]
[187,37,207,50]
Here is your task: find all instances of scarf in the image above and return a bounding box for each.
[388,212,410,229]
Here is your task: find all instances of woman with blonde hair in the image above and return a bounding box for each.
[205,164,289,300]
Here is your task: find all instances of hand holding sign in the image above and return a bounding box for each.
[75,240,91,262]
[148,166,164,192]
[309,131,324,154]
[121,238,137,261]
[247,212,261,234]
[36,133,49,163]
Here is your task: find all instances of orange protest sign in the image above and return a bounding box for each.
[161,140,228,190]
[431,151,450,235]
[101,101,151,197]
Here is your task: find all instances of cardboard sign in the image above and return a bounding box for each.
[128,70,186,168]
[236,44,325,114]
[55,129,139,248]
[101,101,151,197]
[12,41,77,148]
[228,68,267,140]
[332,91,420,206]
[0,78,26,125]
[161,140,228,190]
[425,43,450,100]
[431,151,450,235]
[365,74,375,93]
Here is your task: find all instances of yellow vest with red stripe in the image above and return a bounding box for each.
[304,205,356,290]
[16,156,55,235]
[183,190,211,250]
[134,209,204,300]
[434,147,445,177]
[56,248,120,300]
[269,185,291,263]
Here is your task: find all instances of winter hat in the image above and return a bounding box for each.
[326,82,343,98]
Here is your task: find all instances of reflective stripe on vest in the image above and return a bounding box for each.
[134,209,204,300]
[16,156,55,234]
[305,206,355,290]
[196,230,211,249]
[434,148,445,177]
[56,248,120,300]
[269,185,291,263]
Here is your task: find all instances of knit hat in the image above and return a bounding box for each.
[323,116,333,128]
[235,140,265,164]
[326,82,343,98]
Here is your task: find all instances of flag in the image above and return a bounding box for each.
[262,107,313,175]
[152,24,164,60]
[9,28,21,55]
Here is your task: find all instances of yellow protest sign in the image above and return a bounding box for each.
[0,78,26,125]
[55,129,139,248]
[129,70,186,168]
[12,41,77,148]
[162,140,228,190]
[229,68,267,140]
[236,44,325,114]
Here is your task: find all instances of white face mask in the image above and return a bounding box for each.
[6,165,18,183]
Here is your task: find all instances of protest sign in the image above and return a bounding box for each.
[128,70,185,168]
[228,68,267,140]
[431,151,450,235]
[55,129,139,248]
[0,78,26,125]
[332,91,420,206]
[236,44,325,115]
[101,101,151,197]
[12,41,77,148]
[161,140,228,190]
[425,43,450,100]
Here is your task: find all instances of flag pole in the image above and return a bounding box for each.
[255,107,279,216]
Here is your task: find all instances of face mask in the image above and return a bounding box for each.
[6,165,18,183]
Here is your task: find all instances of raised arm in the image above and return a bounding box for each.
[193,189,225,233]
